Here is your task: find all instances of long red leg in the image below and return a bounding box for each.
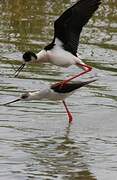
[63,100,73,123]
[62,63,92,86]
[53,63,92,88]
[52,63,92,89]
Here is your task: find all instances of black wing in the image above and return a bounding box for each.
[46,0,101,55]
[51,79,97,93]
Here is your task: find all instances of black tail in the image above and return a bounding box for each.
[51,78,97,93]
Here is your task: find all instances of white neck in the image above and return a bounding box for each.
[36,50,48,63]
[26,89,50,101]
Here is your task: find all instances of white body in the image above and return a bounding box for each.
[35,38,87,70]
[26,88,73,102]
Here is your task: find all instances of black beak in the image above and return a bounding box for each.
[3,98,21,106]
[14,63,25,77]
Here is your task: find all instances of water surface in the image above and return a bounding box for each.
[0,0,117,179]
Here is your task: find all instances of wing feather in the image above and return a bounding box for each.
[53,0,101,55]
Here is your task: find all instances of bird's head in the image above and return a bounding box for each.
[3,90,42,106]
[3,92,31,106]
[14,51,37,77]
[23,51,37,63]
[20,92,31,100]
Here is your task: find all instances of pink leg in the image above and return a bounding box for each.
[62,63,92,86]
[53,63,92,88]
[63,100,73,123]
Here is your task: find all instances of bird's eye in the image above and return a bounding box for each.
[21,93,29,99]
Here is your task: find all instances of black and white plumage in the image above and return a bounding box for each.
[3,78,97,123]
[14,0,101,80]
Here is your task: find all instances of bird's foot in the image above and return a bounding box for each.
[68,113,73,123]
[51,80,68,90]
[59,80,68,89]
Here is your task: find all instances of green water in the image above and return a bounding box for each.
[0,0,117,179]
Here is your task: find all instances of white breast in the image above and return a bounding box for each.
[47,38,76,67]
[47,89,72,101]
[36,50,49,63]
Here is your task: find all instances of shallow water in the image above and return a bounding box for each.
[0,0,117,179]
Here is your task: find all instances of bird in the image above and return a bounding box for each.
[14,0,101,86]
[3,78,97,123]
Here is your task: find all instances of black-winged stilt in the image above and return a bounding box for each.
[14,0,101,84]
[3,78,97,123]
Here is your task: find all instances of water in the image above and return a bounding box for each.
[0,0,117,179]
